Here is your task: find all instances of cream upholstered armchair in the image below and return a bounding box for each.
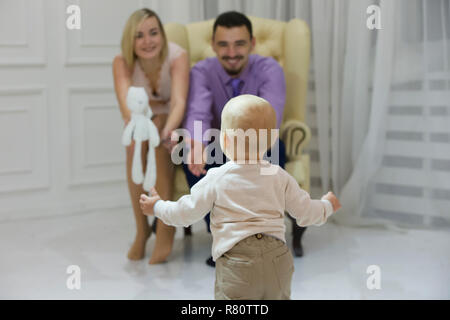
[164,16,312,200]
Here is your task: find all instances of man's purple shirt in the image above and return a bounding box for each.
[182,54,286,142]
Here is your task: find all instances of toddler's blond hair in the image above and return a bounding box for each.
[220,94,277,162]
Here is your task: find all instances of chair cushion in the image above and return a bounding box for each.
[286,160,306,185]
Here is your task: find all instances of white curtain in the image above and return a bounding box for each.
[332,0,450,227]
[311,0,450,228]
[155,0,450,229]
[328,0,398,228]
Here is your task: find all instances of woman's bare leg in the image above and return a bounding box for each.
[126,140,152,260]
[149,113,176,264]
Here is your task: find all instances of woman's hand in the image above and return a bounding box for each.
[160,127,170,143]
[160,127,179,152]
[151,113,173,152]
[123,115,131,127]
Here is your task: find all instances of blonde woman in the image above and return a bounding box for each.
[113,8,189,264]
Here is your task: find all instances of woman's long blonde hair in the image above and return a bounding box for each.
[121,8,168,69]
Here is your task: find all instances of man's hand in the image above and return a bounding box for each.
[322,191,342,212]
[187,139,207,177]
[139,188,161,216]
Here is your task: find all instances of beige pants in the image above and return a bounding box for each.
[215,233,294,300]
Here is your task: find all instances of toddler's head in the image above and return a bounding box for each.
[220,94,277,162]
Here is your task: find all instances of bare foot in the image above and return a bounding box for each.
[127,231,151,260]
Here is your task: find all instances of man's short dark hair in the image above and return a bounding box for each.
[213,11,253,39]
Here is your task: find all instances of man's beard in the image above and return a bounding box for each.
[222,56,244,76]
[224,67,243,76]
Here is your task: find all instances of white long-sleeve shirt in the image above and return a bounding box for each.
[154,160,334,261]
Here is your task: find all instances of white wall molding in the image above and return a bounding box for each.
[0,0,46,66]
[64,0,144,66]
[66,85,125,187]
[0,86,50,193]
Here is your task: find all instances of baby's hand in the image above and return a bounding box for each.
[139,188,161,216]
[322,191,342,213]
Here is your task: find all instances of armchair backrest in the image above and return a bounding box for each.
[165,16,310,124]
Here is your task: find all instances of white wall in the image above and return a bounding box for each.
[0,0,156,221]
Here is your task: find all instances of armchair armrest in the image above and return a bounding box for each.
[280,119,311,160]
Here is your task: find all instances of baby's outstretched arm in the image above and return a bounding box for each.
[285,175,340,227]
[139,169,217,227]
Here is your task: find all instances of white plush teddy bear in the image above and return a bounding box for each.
[122,86,160,191]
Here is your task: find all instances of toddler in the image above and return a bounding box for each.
[140,94,341,300]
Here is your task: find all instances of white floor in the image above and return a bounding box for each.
[1,207,449,300]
